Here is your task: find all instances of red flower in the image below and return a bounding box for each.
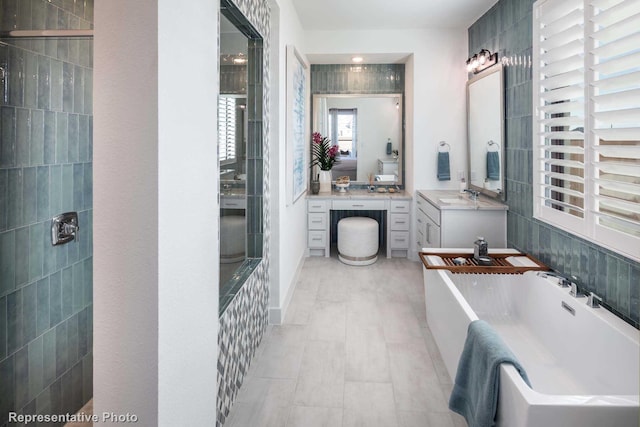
[310,131,340,171]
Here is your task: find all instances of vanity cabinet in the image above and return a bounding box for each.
[307,200,329,256]
[415,190,507,250]
[389,200,410,256]
[306,193,411,258]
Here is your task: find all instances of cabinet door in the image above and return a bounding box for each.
[440,210,506,248]
[423,215,441,248]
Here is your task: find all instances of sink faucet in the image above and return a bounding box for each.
[464,189,480,200]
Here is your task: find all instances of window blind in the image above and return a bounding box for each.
[591,0,640,254]
[534,0,586,226]
[218,96,237,163]
[533,0,640,261]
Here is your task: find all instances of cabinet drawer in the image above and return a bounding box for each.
[221,198,246,209]
[416,208,427,230]
[308,200,328,212]
[417,195,440,225]
[332,200,386,211]
[390,213,410,231]
[390,200,411,213]
[308,213,327,230]
[416,228,425,249]
[308,230,327,248]
[390,231,410,249]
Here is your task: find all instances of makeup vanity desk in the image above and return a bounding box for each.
[306,189,412,258]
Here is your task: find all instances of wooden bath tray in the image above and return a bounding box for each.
[419,251,549,274]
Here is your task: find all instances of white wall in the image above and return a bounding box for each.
[269,0,308,323]
[94,1,219,425]
[305,29,468,259]
[304,29,469,195]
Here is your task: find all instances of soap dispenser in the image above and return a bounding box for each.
[473,236,488,260]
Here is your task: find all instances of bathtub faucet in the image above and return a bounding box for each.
[568,282,585,298]
[536,271,577,289]
[586,292,602,308]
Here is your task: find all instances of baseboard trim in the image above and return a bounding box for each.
[268,254,305,325]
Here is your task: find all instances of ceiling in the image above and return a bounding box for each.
[290,0,498,31]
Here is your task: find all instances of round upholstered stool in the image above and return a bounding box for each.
[220,215,246,263]
[337,217,379,266]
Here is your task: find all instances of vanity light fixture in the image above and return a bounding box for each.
[352,56,364,63]
[466,49,498,74]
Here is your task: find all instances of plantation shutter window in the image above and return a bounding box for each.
[533,0,586,228]
[533,0,640,261]
[218,96,237,163]
[590,0,640,255]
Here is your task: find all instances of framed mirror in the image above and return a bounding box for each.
[312,94,404,185]
[467,65,505,200]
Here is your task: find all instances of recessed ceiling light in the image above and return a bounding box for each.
[352,56,363,63]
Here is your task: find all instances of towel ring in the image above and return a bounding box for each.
[487,140,500,152]
[438,141,451,153]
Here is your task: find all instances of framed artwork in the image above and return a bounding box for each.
[286,45,310,205]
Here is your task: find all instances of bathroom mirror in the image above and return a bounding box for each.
[312,94,403,185]
[467,65,505,200]
[218,0,264,314]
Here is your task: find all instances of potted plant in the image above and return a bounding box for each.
[310,132,340,193]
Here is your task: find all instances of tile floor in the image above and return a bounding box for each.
[224,255,467,427]
[64,399,93,427]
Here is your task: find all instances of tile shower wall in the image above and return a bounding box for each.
[0,1,94,424]
[468,0,639,328]
[216,0,270,425]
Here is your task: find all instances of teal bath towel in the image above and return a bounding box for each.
[437,152,451,181]
[486,151,500,180]
[449,320,531,427]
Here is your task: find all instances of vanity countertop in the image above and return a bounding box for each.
[418,190,508,210]
[221,186,246,199]
[308,189,411,200]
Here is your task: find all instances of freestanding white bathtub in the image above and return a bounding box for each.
[423,253,639,427]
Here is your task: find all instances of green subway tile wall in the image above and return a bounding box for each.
[0,0,93,424]
[310,64,405,94]
[468,0,638,328]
